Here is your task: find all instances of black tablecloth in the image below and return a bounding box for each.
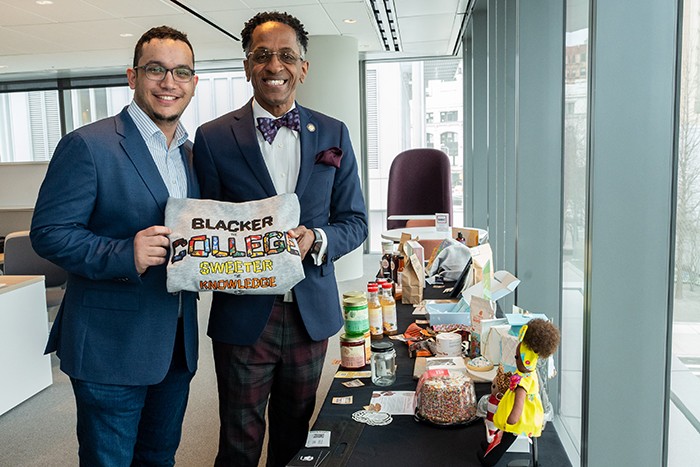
[290,286,567,467]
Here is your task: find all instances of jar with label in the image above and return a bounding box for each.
[371,341,396,386]
[340,334,366,369]
[367,284,384,340]
[380,282,398,335]
[342,296,369,337]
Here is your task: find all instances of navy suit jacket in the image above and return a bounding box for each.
[31,107,200,385]
[193,100,368,344]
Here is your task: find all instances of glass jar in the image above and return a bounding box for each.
[371,341,396,386]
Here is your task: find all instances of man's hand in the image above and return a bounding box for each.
[134,225,172,275]
[287,225,316,259]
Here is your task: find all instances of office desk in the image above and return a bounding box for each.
[0,275,52,415]
[381,226,489,245]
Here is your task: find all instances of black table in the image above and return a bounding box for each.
[290,286,568,467]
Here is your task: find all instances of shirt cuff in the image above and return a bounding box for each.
[311,228,328,266]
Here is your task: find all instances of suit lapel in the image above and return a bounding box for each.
[116,108,170,214]
[233,102,278,197]
[294,105,319,197]
[181,142,200,198]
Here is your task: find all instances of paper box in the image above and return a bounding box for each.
[451,227,480,247]
[405,240,425,268]
[496,326,519,372]
[463,270,520,301]
[425,356,467,374]
[481,323,510,364]
[425,302,471,326]
[469,296,495,335]
[505,309,549,336]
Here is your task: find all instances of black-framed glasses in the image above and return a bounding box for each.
[134,63,195,83]
[247,48,304,65]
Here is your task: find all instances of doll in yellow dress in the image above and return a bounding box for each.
[477,319,560,466]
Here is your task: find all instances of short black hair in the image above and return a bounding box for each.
[241,11,309,56]
[133,26,194,68]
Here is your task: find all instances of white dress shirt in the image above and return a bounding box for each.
[252,99,328,274]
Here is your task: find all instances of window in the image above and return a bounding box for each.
[365,58,463,252]
[440,131,458,161]
[440,110,458,122]
[0,70,251,163]
[670,0,700,463]
[0,91,61,162]
[560,0,588,456]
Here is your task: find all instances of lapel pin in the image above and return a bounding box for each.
[306,123,316,132]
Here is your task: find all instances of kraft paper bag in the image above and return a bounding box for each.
[164,194,305,295]
[401,253,424,304]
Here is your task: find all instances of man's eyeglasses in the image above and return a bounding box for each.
[247,48,304,65]
[134,63,196,83]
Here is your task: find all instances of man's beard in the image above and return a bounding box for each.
[152,111,180,123]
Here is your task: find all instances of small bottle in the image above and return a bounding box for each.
[380,282,398,336]
[456,232,466,244]
[367,284,383,340]
[371,341,397,386]
[395,255,405,301]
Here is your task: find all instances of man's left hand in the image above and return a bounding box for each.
[287,226,315,259]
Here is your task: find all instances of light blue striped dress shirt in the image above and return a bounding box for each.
[127,102,189,198]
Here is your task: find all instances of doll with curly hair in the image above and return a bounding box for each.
[477,319,560,466]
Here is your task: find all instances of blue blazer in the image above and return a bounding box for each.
[193,100,368,344]
[31,107,200,386]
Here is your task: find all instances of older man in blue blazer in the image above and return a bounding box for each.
[193,11,368,467]
[30,26,199,466]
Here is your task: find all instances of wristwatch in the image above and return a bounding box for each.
[311,228,323,255]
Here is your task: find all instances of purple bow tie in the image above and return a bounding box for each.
[256,108,301,144]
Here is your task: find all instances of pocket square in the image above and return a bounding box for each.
[315,147,343,168]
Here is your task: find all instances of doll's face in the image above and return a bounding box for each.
[515,343,532,374]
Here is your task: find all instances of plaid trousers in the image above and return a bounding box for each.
[212,298,328,467]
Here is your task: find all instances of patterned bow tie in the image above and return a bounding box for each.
[256,108,301,144]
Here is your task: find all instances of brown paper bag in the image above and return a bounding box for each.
[401,253,424,304]
[463,243,493,291]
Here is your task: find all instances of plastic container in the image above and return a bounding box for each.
[425,302,471,326]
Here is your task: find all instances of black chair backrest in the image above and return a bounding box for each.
[3,231,68,288]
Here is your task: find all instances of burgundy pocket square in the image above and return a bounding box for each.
[315,147,343,168]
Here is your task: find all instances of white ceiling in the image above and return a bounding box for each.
[0,0,469,81]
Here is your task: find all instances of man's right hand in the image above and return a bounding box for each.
[134,225,172,275]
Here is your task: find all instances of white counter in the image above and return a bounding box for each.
[0,275,52,416]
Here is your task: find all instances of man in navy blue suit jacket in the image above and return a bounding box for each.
[193,11,368,467]
[31,26,200,466]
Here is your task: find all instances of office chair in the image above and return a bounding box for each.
[386,148,453,230]
[3,230,68,315]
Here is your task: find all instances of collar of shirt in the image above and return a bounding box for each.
[252,99,301,194]
[127,101,189,149]
[127,101,189,199]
